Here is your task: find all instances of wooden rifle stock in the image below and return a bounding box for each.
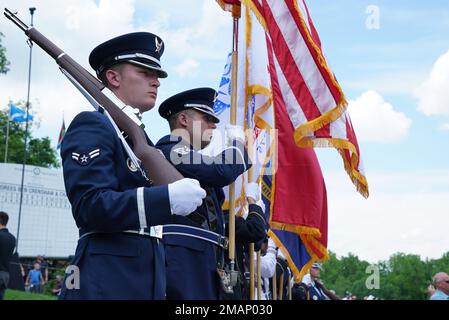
[4,8,183,185]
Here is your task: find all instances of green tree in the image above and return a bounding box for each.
[0,32,10,74]
[379,253,429,300]
[320,251,449,300]
[427,252,449,276]
[321,252,371,298]
[0,103,60,168]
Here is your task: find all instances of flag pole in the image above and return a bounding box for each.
[248,155,255,299]
[288,273,292,300]
[16,7,36,249]
[249,242,255,299]
[4,101,11,163]
[228,4,241,282]
[256,250,261,299]
[278,270,284,300]
[248,133,256,299]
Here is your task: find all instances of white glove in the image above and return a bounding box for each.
[225,124,245,146]
[245,182,260,202]
[168,178,206,216]
[267,238,278,255]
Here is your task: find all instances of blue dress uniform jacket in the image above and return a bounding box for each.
[59,110,172,300]
[156,134,251,300]
[309,283,328,300]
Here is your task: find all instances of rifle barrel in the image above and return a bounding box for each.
[4,8,29,31]
[4,8,184,185]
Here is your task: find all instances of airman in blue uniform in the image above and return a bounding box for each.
[156,88,251,299]
[59,33,206,300]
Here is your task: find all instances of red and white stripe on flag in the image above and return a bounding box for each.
[243,0,369,197]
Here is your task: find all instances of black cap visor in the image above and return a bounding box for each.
[127,59,168,78]
[187,104,220,123]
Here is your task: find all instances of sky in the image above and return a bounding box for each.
[0,0,448,263]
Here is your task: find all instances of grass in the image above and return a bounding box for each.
[4,289,57,300]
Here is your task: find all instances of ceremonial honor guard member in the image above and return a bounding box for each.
[223,183,267,300]
[60,33,206,300]
[156,87,251,299]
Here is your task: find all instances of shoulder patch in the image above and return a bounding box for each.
[71,148,100,166]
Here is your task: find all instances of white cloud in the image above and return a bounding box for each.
[0,0,138,145]
[323,170,449,262]
[139,0,230,62]
[439,123,449,131]
[348,90,412,143]
[175,58,199,77]
[415,49,449,116]
[0,0,232,147]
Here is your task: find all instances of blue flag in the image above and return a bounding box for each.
[9,102,33,122]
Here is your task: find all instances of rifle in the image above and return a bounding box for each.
[3,8,183,185]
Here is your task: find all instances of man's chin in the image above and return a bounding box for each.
[139,102,156,113]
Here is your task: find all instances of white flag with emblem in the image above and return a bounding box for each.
[202,8,275,215]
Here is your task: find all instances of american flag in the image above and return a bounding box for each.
[215,0,369,280]
[244,0,368,198]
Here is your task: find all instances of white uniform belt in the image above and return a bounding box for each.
[79,226,163,240]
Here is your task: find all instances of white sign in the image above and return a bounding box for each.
[0,163,77,258]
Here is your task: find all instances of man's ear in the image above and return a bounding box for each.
[178,112,189,128]
[105,69,120,89]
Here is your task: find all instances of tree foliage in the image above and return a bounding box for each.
[320,251,449,300]
[1,37,57,167]
[0,103,60,168]
[0,32,10,74]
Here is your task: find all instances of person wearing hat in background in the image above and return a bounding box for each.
[59,33,206,300]
[302,263,327,300]
[302,262,340,300]
[156,87,251,299]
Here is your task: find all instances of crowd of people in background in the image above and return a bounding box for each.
[20,255,63,296]
[0,211,65,300]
